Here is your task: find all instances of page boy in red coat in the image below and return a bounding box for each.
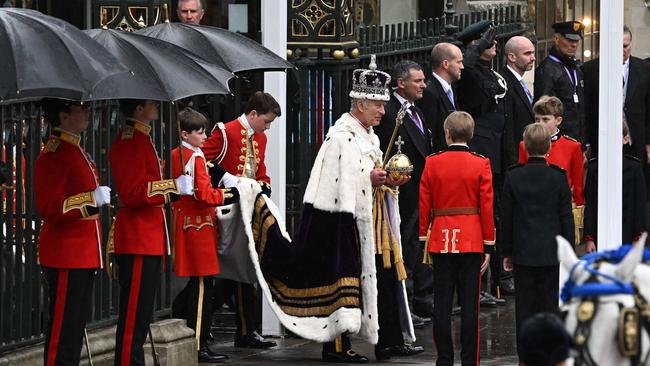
[518,96,584,244]
[201,92,280,348]
[419,111,495,366]
[110,99,195,366]
[35,98,112,366]
[170,108,239,363]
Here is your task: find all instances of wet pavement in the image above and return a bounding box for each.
[207,296,519,365]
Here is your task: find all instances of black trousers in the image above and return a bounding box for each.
[513,264,559,357]
[432,253,482,366]
[114,254,161,366]
[43,267,96,366]
[172,276,215,349]
[402,235,434,316]
[376,254,404,349]
[219,279,257,338]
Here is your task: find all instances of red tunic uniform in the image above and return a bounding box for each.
[518,133,584,206]
[171,144,225,276]
[202,116,270,183]
[35,128,102,268]
[419,145,495,253]
[109,119,180,255]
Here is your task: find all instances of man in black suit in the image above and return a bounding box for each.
[376,60,434,332]
[416,42,463,152]
[583,25,650,164]
[504,36,536,163]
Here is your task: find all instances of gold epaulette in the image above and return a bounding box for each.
[562,135,578,142]
[470,151,487,159]
[427,150,444,157]
[45,137,61,152]
[124,118,152,138]
[147,179,178,202]
[62,191,96,217]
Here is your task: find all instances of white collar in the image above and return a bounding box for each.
[448,142,468,148]
[431,71,452,93]
[348,111,371,133]
[506,65,525,82]
[393,91,413,109]
[239,113,255,138]
[181,140,202,154]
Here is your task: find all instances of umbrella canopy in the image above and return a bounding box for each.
[135,23,294,73]
[85,28,234,101]
[0,8,130,102]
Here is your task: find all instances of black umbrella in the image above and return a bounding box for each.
[135,23,294,73]
[0,8,130,102]
[85,28,234,101]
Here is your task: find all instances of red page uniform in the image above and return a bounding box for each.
[418,144,495,366]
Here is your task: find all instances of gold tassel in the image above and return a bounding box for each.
[380,196,392,269]
[572,202,584,246]
[422,223,433,265]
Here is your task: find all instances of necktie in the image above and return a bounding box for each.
[520,79,533,104]
[445,88,456,109]
[408,106,425,135]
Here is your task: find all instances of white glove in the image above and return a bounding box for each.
[175,175,194,196]
[221,172,240,188]
[93,186,111,207]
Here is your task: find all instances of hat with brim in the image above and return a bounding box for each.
[456,20,493,44]
[553,21,584,41]
[349,55,391,101]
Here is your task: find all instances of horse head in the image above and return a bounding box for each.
[558,233,648,366]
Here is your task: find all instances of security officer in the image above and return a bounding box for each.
[455,20,509,305]
[35,99,111,366]
[534,21,585,144]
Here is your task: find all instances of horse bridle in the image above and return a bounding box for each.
[562,246,650,366]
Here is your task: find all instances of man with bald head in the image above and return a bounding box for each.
[503,36,536,163]
[177,0,205,24]
[417,42,464,151]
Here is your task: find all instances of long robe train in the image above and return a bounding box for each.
[232,178,414,345]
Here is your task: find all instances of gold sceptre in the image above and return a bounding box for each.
[383,106,413,179]
[163,3,170,23]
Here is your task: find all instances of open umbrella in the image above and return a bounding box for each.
[135,23,294,73]
[85,28,234,101]
[0,8,130,103]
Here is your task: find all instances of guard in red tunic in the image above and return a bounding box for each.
[201,91,280,348]
[419,111,495,366]
[110,99,194,366]
[170,108,239,363]
[517,96,584,243]
[35,99,112,366]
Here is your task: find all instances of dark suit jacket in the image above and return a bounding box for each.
[583,155,646,246]
[582,56,650,163]
[503,66,534,164]
[416,74,456,152]
[376,94,433,245]
[500,157,575,266]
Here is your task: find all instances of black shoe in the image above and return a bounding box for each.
[198,347,228,363]
[499,277,516,294]
[481,291,505,305]
[322,350,369,363]
[411,313,431,329]
[234,331,277,348]
[479,292,497,307]
[389,344,424,356]
[374,347,392,361]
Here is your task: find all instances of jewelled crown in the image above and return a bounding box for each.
[349,55,391,101]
